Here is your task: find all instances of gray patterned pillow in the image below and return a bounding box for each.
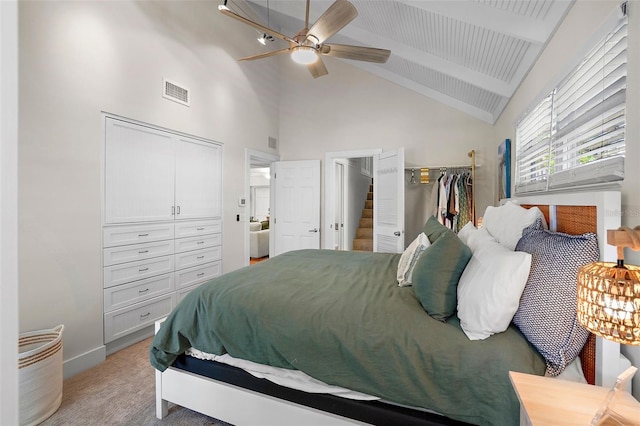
[514,227,599,376]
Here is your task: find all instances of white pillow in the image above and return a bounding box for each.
[458,221,495,252]
[482,201,546,250]
[457,237,532,340]
[397,233,430,287]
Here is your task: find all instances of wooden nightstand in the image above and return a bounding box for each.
[509,371,640,425]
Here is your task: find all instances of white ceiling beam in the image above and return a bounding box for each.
[229,0,269,26]
[396,0,573,45]
[349,61,496,124]
[334,23,516,97]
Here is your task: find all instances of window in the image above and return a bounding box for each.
[515,12,627,194]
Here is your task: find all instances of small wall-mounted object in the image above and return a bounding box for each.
[163,78,190,107]
[238,197,246,207]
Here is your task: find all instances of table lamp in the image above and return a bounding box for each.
[577,226,640,425]
[577,226,640,346]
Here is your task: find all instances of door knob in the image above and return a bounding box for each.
[309,228,319,233]
[394,231,401,236]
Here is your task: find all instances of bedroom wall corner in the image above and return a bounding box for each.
[18,0,280,377]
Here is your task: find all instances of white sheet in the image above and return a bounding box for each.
[185,347,380,401]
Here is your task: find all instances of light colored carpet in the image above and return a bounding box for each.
[40,337,232,426]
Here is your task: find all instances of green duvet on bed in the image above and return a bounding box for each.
[150,249,545,425]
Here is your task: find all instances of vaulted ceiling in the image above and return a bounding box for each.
[223,0,574,124]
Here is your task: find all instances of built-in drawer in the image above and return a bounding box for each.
[103,255,174,288]
[175,261,222,289]
[104,293,174,343]
[104,273,175,312]
[103,223,174,248]
[175,219,222,239]
[103,240,175,267]
[175,282,205,304]
[174,246,222,271]
[174,234,221,253]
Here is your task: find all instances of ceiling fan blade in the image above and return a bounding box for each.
[307,57,328,79]
[239,48,291,61]
[307,0,357,44]
[322,43,391,63]
[219,6,298,45]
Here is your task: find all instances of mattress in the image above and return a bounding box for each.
[173,351,470,426]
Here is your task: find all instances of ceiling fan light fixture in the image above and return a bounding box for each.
[291,46,318,65]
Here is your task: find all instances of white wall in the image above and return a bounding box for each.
[277,54,497,244]
[18,1,279,373]
[493,0,640,397]
[1,1,19,424]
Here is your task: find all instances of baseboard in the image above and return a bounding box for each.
[63,344,106,379]
[62,326,156,379]
[105,325,154,356]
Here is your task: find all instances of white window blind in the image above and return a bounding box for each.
[515,94,553,193]
[515,15,627,194]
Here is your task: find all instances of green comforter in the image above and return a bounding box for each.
[150,249,545,425]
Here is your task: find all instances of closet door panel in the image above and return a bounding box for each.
[105,118,176,223]
[174,137,222,220]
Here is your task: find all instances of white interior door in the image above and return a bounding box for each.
[273,160,321,257]
[373,149,405,253]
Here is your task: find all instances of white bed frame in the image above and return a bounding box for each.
[155,190,623,425]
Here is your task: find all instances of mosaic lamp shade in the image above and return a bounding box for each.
[577,227,640,346]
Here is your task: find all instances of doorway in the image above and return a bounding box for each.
[334,161,346,250]
[245,149,279,266]
[323,149,382,251]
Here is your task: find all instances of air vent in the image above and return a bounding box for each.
[163,78,189,106]
[268,136,277,149]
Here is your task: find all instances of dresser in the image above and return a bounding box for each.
[102,116,223,345]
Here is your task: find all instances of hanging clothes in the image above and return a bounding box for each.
[428,169,473,232]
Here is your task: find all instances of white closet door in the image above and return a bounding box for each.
[105,118,175,223]
[174,137,222,220]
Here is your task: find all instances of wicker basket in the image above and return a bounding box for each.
[18,325,64,426]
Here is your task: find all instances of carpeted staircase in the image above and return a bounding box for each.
[353,182,373,251]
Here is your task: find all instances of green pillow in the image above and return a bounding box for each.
[422,215,449,243]
[412,230,472,321]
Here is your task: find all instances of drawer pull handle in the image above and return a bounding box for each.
[197,241,204,245]
[197,256,205,259]
[140,312,151,320]
[197,272,205,277]
[138,233,149,237]
[138,250,149,254]
[197,227,205,231]
[138,288,149,294]
[138,268,149,273]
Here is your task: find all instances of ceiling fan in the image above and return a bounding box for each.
[218,0,391,78]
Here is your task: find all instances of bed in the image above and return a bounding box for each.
[150,191,622,425]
